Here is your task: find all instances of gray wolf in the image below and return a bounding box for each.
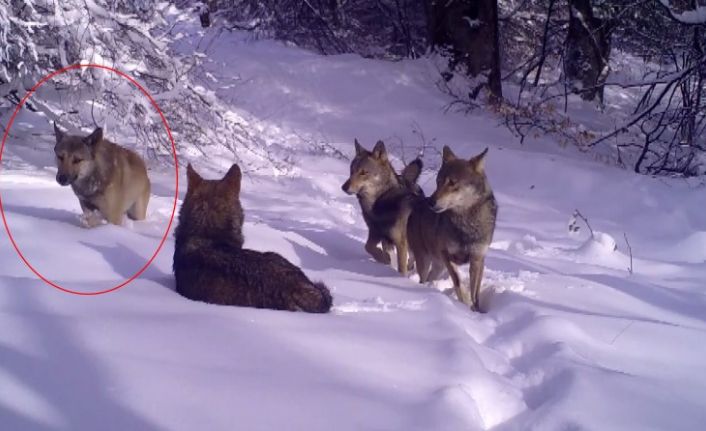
[407,146,497,311]
[173,163,332,313]
[342,139,423,275]
[53,123,151,227]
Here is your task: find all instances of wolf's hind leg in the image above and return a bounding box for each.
[104,210,125,226]
[127,189,150,221]
[381,239,394,255]
[407,253,416,272]
[414,251,431,283]
[428,259,446,281]
[290,282,332,313]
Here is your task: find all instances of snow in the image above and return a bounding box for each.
[1,13,706,431]
[463,17,483,29]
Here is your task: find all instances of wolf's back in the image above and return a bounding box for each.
[174,244,332,313]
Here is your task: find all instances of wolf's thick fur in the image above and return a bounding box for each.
[342,139,423,275]
[53,123,151,227]
[173,163,332,313]
[407,146,497,311]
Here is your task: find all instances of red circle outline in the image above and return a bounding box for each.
[0,64,179,296]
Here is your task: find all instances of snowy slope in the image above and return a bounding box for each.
[2,14,706,431]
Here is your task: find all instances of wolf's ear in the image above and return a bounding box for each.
[84,127,103,147]
[442,145,457,164]
[224,163,242,195]
[401,158,423,185]
[53,122,65,142]
[469,147,488,173]
[372,140,387,161]
[354,139,366,156]
[186,163,203,188]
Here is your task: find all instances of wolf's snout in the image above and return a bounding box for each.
[427,196,444,213]
[341,180,353,194]
[56,173,71,186]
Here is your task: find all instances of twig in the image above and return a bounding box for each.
[624,232,634,274]
[573,209,594,238]
[589,59,704,148]
[90,98,100,129]
[610,320,635,345]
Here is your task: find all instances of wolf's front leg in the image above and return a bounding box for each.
[78,201,104,228]
[442,251,471,307]
[365,234,391,265]
[104,210,125,226]
[394,239,409,276]
[80,209,104,228]
[469,256,485,312]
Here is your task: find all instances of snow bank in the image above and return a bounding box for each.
[1,13,705,431]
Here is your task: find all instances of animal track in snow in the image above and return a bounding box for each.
[333,296,427,314]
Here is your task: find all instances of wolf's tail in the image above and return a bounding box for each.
[292,281,333,313]
[401,158,425,198]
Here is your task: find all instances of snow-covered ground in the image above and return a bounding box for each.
[1,14,706,431]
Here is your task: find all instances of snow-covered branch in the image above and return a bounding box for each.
[658,0,706,24]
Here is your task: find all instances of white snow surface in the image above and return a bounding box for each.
[1,16,706,431]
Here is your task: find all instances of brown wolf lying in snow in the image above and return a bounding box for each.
[173,163,332,313]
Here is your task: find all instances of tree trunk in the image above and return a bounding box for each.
[428,0,502,99]
[533,0,556,86]
[564,0,611,102]
[198,2,211,28]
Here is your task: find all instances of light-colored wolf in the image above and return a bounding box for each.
[407,146,497,311]
[53,123,151,227]
[342,139,423,275]
[173,163,332,313]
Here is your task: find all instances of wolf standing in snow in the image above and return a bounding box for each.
[342,139,423,275]
[53,123,151,227]
[173,163,332,313]
[407,147,497,311]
